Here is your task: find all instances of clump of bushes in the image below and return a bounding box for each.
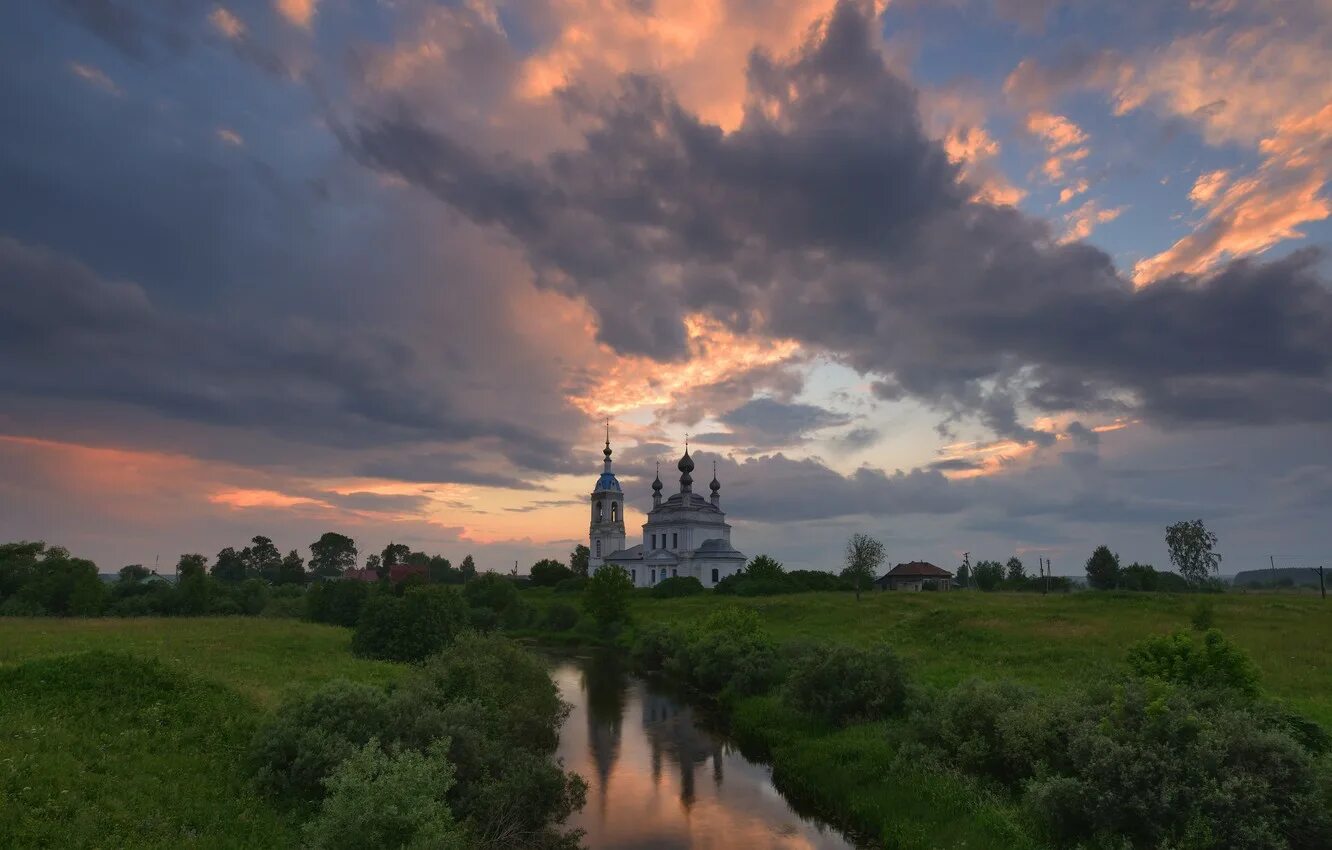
[650,575,704,598]
[249,633,585,849]
[907,630,1332,849]
[633,608,783,699]
[305,580,372,627]
[541,602,580,632]
[786,643,909,725]
[1126,628,1259,696]
[351,586,469,662]
[552,577,587,594]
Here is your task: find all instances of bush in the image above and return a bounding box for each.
[260,595,305,619]
[541,603,580,632]
[462,573,518,613]
[1126,629,1259,697]
[468,606,498,633]
[302,740,467,850]
[0,595,46,617]
[1024,683,1332,849]
[306,580,371,627]
[630,622,678,673]
[551,577,587,594]
[650,575,704,598]
[914,678,1070,788]
[352,586,469,663]
[672,608,782,698]
[248,679,391,804]
[583,565,633,633]
[786,643,909,725]
[1191,597,1215,631]
[528,559,574,587]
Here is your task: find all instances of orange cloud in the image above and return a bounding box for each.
[209,7,245,39]
[276,0,317,28]
[216,127,245,147]
[69,62,121,96]
[1062,200,1126,243]
[1058,178,1089,205]
[565,314,804,418]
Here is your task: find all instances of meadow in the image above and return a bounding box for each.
[0,619,401,848]
[623,589,1332,725]
[2,590,1328,849]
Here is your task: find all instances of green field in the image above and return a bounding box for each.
[624,589,1332,725]
[2,591,1328,849]
[0,618,401,848]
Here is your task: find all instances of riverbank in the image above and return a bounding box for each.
[516,588,1332,848]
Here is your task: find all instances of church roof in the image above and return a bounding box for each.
[594,471,621,492]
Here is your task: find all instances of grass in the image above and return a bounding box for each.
[627,590,1332,725]
[0,618,402,849]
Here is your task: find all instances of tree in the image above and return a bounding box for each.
[841,534,885,601]
[459,554,477,582]
[1121,562,1159,592]
[177,553,211,614]
[212,547,248,583]
[569,544,590,578]
[118,564,150,583]
[1165,520,1222,585]
[583,564,633,632]
[462,572,518,612]
[381,543,410,569]
[277,549,307,585]
[309,532,358,580]
[1005,556,1026,582]
[972,560,1004,591]
[744,554,786,580]
[529,559,574,587]
[244,535,283,583]
[1085,545,1121,590]
[955,560,970,589]
[427,555,458,584]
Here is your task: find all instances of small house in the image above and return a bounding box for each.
[875,561,953,592]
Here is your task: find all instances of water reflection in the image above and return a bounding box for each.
[551,653,855,850]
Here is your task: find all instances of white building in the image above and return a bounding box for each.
[588,433,746,588]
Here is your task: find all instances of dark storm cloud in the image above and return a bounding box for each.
[345,0,1332,438]
[322,491,434,514]
[693,452,973,523]
[715,397,853,446]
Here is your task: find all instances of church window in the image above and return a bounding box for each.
[595,539,601,557]
[651,534,657,549]
[672,568,677,578]
[651,568,656,584]
[596,501,604,522]
[711,568,719,584]
[631,569,636,583]
[611,502,619,522]
[672,532,678,548]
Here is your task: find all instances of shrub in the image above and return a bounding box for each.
[672,608,782,698]
[1024,683,1332,849]
[302,740,467,850]
[650,575,704,598]
[306,580,371,627]
[0,596,46,617]
[1126,629,1259,696]
[260,595,306,619]
[914,678,1070,787]
[1190,597,1215,631]
[551,577,587,594]
[787,643,909,725]
[541,603,580,632]
[352,586,469,663]
[630,622,679,673]
[468,606,498,632]
[583,565,633,633]
[462,573,518,613]
[248,679,391,804]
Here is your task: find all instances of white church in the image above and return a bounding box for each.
[588,431,747,588]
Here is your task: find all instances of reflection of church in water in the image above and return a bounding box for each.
[584,659,726,812]
[588,430,746,588]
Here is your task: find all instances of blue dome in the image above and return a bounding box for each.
[594,472,622,492]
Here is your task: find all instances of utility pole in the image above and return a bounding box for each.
[1041,557,1049,595]
[962,552,970,589]
[1271,554,1276,582]
[1311,565,1326,601]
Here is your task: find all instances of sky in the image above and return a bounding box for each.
[2,0,1330,577]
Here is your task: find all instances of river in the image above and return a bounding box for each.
[549,653,857,850]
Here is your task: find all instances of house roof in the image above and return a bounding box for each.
[885,561,953,578]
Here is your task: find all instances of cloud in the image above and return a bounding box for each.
[209,7,245,40]
[68,61,121,95]
[717,397,854,446]
[344,0,1332,439]
[276,0,317,29]
[1061,200,1125,243]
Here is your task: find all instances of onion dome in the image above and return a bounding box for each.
[652,462,663,493]
[709,460,720,494]
[677,446,694,491]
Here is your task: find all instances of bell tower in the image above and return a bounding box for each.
[589,422,626,570]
